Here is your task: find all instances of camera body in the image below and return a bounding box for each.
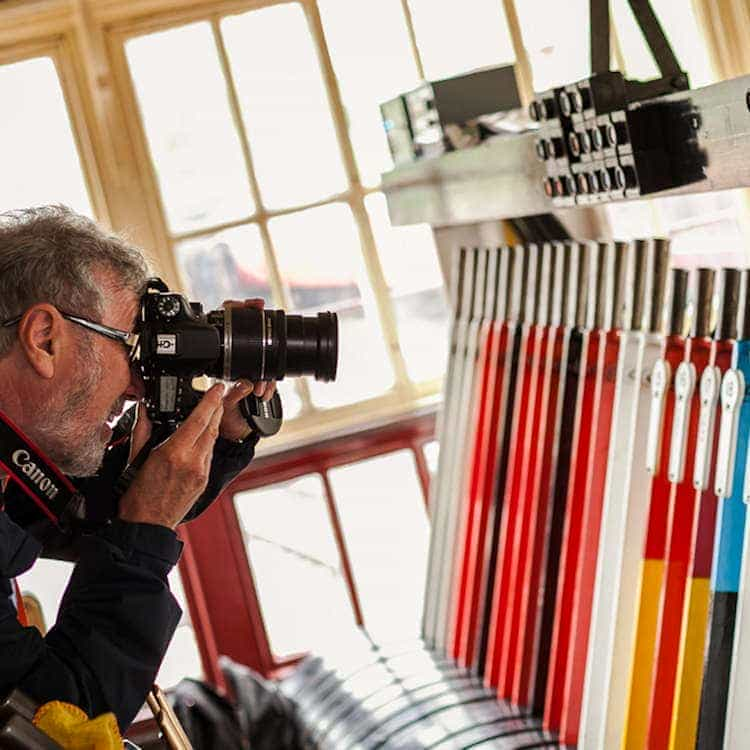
[138,284,221,424]
[136,278,338,427]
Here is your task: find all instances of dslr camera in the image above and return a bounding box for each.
[135,278,338,434]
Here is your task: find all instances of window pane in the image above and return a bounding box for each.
[126,23,255,233]
[423,440,439,480]
[175,224,302,418]
[175,225,270,310]
[406,0,516,80]
[222,4,347,208]
[366,193,448,383]
[234,475,357,656]
[516,0,589,91]
[269,203,394,407]
[613,0,714,89]
[0,58,92,215]
[17,560,201,688]
[328,450,430,640]
[320,0,420,185]
[656,192,747,265]
[607,190,748,266]
[16,559,73,629]
[156,568,203,687]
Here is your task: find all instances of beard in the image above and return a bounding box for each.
[33,345,120,477]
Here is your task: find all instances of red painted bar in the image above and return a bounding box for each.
[558,241,628,746]
[512,315,567,706]
[455,318,513,666]
[484,244,542,688]
[542,242,611,725]
[451,247,511,664]
[449,318,497,659]
[496,243,555,698]
[643,337,709,749]
[474,247,527,677]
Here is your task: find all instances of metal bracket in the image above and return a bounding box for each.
[589,0,687,94]
[646,357,670,474]
[668,361,697,483]
[715,369,745,498]
[628,0,683,79]
[590,0,610,76]
[694,365,721,490]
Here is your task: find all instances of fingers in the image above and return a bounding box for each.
[195,394,225,456]
[223,380,256,407]
[172,383,225,447]
[223,378,277,404]
[254,380,277,400]
[223,298,266,310]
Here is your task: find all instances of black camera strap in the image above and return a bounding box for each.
[0,410,84,530]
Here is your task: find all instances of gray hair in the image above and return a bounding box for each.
[0,205,150,356]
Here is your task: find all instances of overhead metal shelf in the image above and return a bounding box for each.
[382,75,750,227]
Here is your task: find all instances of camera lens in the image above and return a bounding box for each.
[220,307,338,382]
[285,312,338,381]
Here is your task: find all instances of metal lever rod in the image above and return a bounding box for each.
[627,0,683,79]
[590,0,610,75]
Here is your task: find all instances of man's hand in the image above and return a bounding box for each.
[119,384,225,529]
[219,298,277,442]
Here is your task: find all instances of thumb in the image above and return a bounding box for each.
[128,403,153,464]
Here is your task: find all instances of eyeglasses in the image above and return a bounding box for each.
[1,310,140,361]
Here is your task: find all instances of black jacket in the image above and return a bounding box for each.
[0,435,257,731]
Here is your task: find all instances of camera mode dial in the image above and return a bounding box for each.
[157,295,182,319]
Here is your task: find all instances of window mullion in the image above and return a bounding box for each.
[103,30,187,289]
[304,0,413,392]
[398,0,426,81]
[349,193,413,392]
[501,0,534,104]
[211,16,314,413]
[171,214,257,242]
[51,38,111,225]
[321,471,366,628]
[412,444,431,511]
[209,18,268,222]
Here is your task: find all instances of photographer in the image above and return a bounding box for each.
[0,206,273,730]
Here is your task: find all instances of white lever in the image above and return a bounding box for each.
[668,362,697,483]
[694,366,721,490]
[715,369,745,498]
[646,358,671,475]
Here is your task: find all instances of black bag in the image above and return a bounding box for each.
[168,680,247,750]
[219,658,311,750]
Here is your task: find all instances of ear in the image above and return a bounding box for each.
[16,304,66,379]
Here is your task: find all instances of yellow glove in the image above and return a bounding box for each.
[33,700,122,750]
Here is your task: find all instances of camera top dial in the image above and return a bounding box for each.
[156,295,182,319]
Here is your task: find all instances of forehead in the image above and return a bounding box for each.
[96,270,141,329]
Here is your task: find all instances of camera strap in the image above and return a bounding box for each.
[0,410,84,530]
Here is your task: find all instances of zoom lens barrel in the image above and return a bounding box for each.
[221,307,338,382]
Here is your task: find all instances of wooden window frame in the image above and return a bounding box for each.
[99,0,448,446]
[0,0,504,687]
[181,407,436,678]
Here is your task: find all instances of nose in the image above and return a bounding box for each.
[124,363,146,401]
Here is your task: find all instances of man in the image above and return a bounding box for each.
[0,206,273,729]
